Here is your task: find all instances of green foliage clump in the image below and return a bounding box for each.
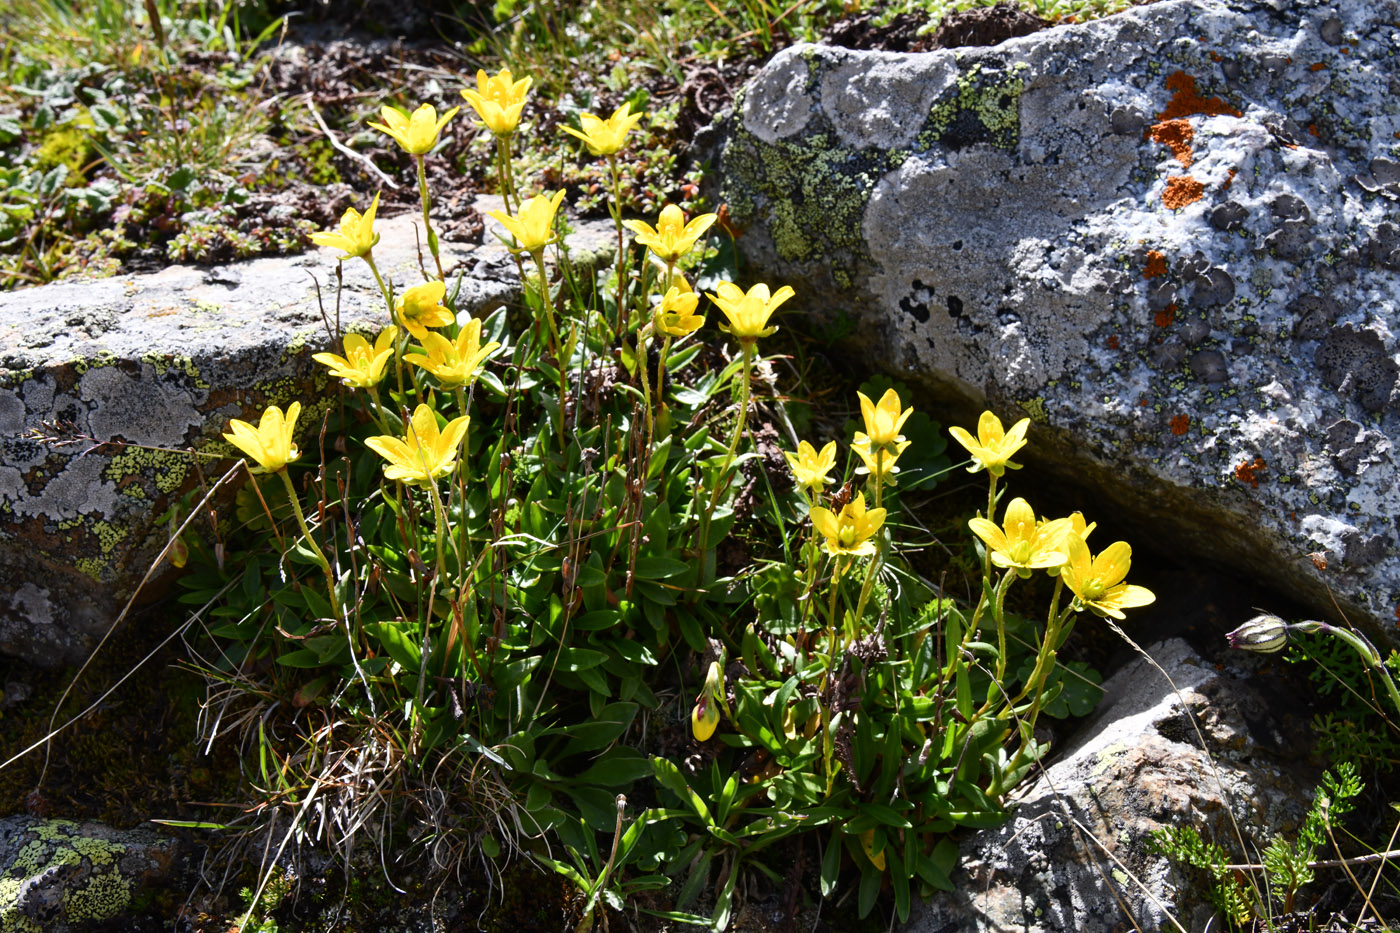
[161,68,1158,930]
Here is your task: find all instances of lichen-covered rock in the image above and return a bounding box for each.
[0,817,180,932]
[713,0,1400,645]
[0,202,613,667]
[905,639,1315,933]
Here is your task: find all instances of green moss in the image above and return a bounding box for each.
[34,125,94,183]
[299,138,343,187]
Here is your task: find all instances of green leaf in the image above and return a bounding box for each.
[857,861,882,918]
[363,622,421,671]
[554,702,637,752]
[633,556,689,580]
[820,830,842,897]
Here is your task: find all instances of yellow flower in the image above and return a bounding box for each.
[309,192,380,260]
[967,497,1070,578]
[395,281,456,341]
[460,67,532,137]
[784,440,838,492]
[691,661,724,742]
[563,101,644,156]
[1067,511,1095,541]
[1061,535,1156,619]
[810,492,886,557]
[488,190,565,254]
[948,410,1031,477]
[313,326,397,388]
[708,281,794,344]
[851,436,911,485]
[368,103,459,155]
[364,403,470,486]
[405,319,501,388]
[856,388,913,454]
[223,402,301,474]
[622,204,717,264]
[653,286,704,337]
[1041,510,1095,577]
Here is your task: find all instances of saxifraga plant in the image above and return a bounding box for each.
[168,63,1153,929]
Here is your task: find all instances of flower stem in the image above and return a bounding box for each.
[529,248,567,450]
[363,252,405,400]
[415,155,444,281]
[606,153,628,335]
[277,468,341,621]
[696,341,753,581]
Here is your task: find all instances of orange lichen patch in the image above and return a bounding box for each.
[1154,303,1178,327]
[1106,334,1121,349]
[1143,250,1168,279]
[1234,456,1267,488]
[1157,71,1243,121]
[1224,168,1237,190]
[1169,414,1191,436]
[1163,175,1206,209]
[1309,62,1327,71]
[1308,124,1319,137]
[1210,51,1223,62]
[1149,119,1195,167]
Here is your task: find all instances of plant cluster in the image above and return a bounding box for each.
[0,0,295,285]
[167,63,1158,929]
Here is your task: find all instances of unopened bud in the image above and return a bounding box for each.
[1226,614,1290,654]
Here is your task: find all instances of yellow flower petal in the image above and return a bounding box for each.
[223,402,301,473]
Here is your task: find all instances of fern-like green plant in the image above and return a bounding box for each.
[1149,763,1364,928]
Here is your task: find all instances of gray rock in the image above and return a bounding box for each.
[0,202,613,667]
[711,0,1400,646]
[0,817,181,931]
[905,639,1315,933]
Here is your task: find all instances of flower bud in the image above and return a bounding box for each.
[1226,614,1290,654]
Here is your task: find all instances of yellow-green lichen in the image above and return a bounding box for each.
[1019,397,1050,423]
[74,557,105,581]
[90,519,129,556]
[139,353,208,388]
[63,870,130,921]
[919,61,1028,152]
[719,127,888,277]
[2,822,132,930]
[103,445,193,496]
